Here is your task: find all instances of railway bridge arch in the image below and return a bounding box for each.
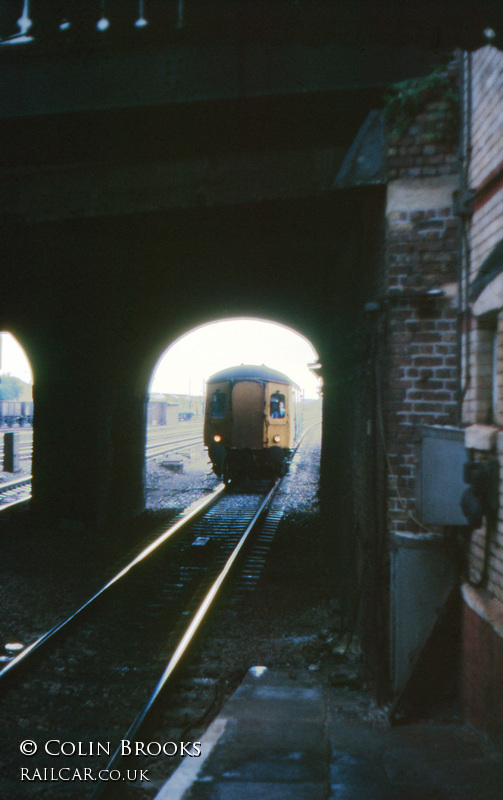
[5,185,382,549]
[1,1,500,574]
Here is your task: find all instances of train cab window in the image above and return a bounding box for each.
[270,392,286,419]
[211,390,226,418]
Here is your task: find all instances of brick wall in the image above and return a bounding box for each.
[463,46,503,600]
[463,47,503,423]
[384,87,460,536]
[462,585,503,728]
[462,48,503,427]
[460,45,503,728]
[469,46,503,198]
[378,48,503,725]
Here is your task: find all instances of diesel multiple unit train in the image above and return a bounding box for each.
[203,364,301,482]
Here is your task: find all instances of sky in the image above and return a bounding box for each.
[150,319,322,399]
[0,332,33,384]
[0,320,323,399]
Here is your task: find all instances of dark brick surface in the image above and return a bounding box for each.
[383,88,461,536]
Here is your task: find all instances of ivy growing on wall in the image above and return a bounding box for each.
[383,67,459,140]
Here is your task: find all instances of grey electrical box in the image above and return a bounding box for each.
[416,426,467,526]
[390,531,457,691]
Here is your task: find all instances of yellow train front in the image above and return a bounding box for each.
[204,365,300,483]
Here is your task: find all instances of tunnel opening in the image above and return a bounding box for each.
[145,317,322,511]
[138,315,380,704]
[0,331,33,484]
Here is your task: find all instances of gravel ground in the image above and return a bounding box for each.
[0,426,380,799]
[146,427,364,701]
[0,444,219,652]
[121,424,380,798]
[0,429,348,674]
[145,444,221,510]
[2,425,497,800]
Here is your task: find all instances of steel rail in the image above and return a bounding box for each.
[147,421,201,436]
[0,445,33,462]
[0,436,202,462]
[0,483,226,683]
[0,423,319,476]
[146,429,202,445]
[0,496,31,511]
[91,479,279,799]
[1,440,203,462]
[145,434,203,457]
[0,432,206,514]
[1,425,316,674]
[0,474,32,509]
[0,475,31,492]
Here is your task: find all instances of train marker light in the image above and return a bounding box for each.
[273,435,281,443]
[213,435,222,442]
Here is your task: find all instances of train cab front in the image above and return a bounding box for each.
[204,384,231,480]
[204,365,298,484]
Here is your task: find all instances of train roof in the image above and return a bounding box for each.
[207,364,297,387]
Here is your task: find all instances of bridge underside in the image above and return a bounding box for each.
[2,0,487,552]
[3,181,382,537]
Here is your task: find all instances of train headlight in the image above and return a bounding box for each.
[273,435,281,443]
[213,434,222,443]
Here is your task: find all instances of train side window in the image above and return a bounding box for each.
[270,392,286,419]
[211,390,226,418]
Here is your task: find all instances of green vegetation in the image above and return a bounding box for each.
[383,68,459,139]
[0,375,25,401]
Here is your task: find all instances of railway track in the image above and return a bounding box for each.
[0,476,287,799]
[0,423,203,461]
[0,473,32,510]
[0,429,33,464]
[0,426,205,510]
[145,432,203,458]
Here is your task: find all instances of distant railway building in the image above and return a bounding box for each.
[147,394,179,427]
[147,394,203,426]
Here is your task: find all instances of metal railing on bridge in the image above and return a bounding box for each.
[0,1,376,50]
[0,1,315,47]
[0,1,188,44]
[1,2,501,53]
